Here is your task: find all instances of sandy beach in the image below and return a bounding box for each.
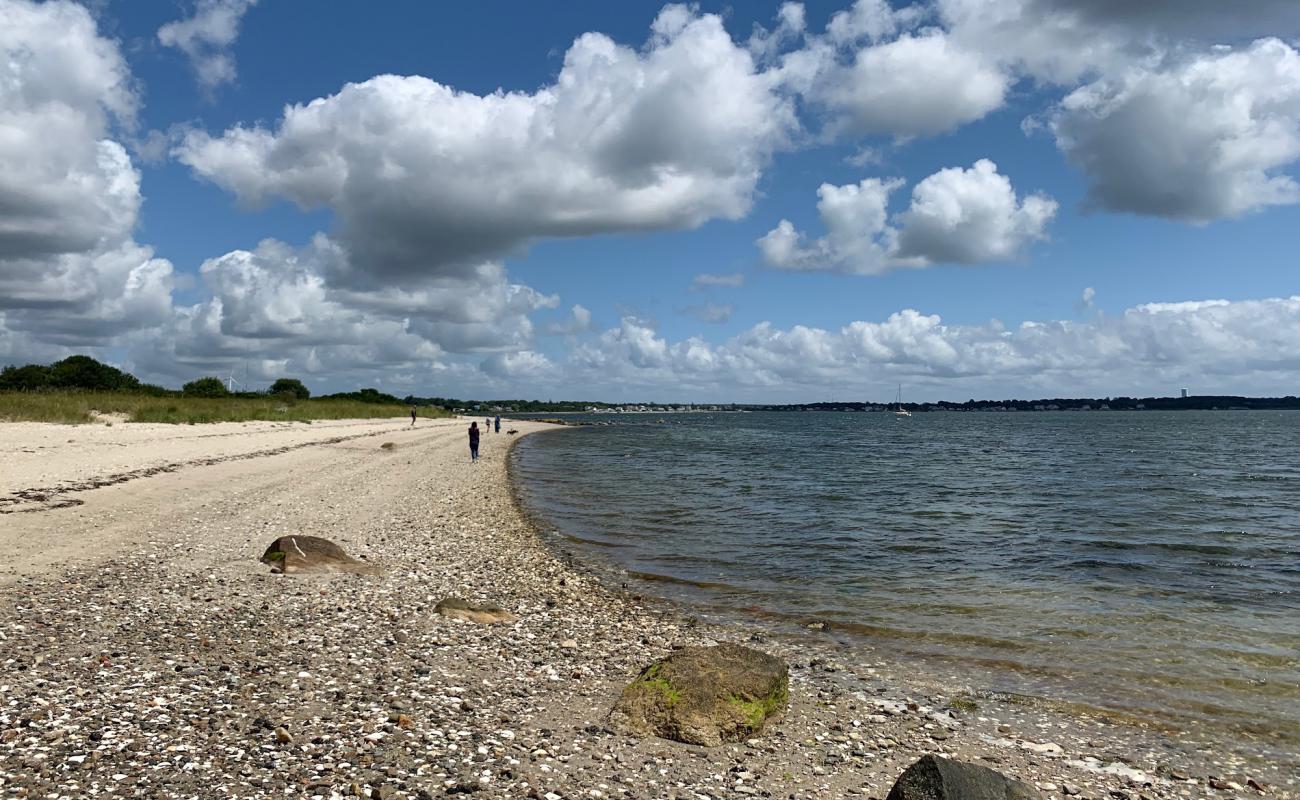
[0,419,1289,799]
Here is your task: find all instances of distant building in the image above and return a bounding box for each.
[1181,388,1189,398]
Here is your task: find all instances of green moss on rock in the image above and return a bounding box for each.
[609,643,789,746]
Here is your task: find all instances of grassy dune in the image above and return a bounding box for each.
[0,392,452,425]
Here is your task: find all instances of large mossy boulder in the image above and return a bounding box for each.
[610,643,788,746]
[434,597,518,624]
[886,755,1042,800]
[260,535,379,576]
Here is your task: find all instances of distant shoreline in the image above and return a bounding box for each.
[515,400,1300,414]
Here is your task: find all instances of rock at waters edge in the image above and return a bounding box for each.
[886,755,1042,800]
[434,597,518,624]
[259,535,380,576]
[609,642,788,746]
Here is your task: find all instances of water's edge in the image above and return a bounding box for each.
[506,422,1298,771]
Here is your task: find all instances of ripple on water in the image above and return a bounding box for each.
[513,410,1300,765]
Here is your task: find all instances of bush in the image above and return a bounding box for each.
[1,356,141,392]
[269,378,310,400]
[0,363,52,391]
[182,377,230,398]
[48,355,141,391]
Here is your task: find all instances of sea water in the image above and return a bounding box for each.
[512,410,1300,763]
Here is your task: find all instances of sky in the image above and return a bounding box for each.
[2,0,1299,402]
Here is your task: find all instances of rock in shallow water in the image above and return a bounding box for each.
[609,642,788,746]
[886,754,1042,800]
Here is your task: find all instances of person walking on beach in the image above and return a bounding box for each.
[494,415,501,433]
[485,416,492,433]
[468,421,481,462]
[410,406,417,426]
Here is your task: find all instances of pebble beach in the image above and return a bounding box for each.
[0,418,1291,799]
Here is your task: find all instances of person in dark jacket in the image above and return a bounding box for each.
[494,415,501,433]
[468,421,481,462]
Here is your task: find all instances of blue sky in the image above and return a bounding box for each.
[2,0,1299,401]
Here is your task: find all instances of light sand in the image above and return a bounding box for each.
[0,418,1288,799]
[0,417,477,581]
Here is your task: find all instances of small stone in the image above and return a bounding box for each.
[561,639,578,650]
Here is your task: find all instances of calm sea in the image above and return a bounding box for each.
[512,410,1300,762]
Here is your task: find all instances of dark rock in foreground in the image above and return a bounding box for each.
[259,535,380,576]
[887,755,1042,800]
[434,597,518,624]
[610,642,788,746]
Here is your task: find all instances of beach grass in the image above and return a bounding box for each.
[0,392,452,425]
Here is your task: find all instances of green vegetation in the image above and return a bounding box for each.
[182,376,230,398]
[269,378,310,400]
[0,355,452,424]
[0,355,142,393]
[727,677,789,728]
[634,663,682,705]
[947,693,980,713]
[0,392,450,424]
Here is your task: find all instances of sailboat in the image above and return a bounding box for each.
[893,384,912,417]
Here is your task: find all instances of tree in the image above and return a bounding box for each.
[182,377,230,397]
[0,364,52,391]
[47,355,140,391]
[269,378,310,400]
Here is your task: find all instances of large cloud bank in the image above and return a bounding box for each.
[0,0,173,357]
[176,6,796,279]
[560,296,1300,399]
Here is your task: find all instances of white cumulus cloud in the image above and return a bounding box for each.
[0,0,174,353]
[894,159,1058,263]
[1045,38,1300,222]
[157,0,258,92]
[175,5,796,282]
[759,160,1054,274]
[820,32,1010,137]
[566,296,1300,399]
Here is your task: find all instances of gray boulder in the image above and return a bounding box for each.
[434,597,517,624]
[260,535,379,576]
[886,755,1041,800]
[610,643,788,746]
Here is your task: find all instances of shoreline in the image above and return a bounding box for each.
[0,419,1290,799]
[507,428,1297,790]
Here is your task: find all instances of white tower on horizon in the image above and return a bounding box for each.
[1181,388,1189,398]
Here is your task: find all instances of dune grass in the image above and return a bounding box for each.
[0,392,452,425]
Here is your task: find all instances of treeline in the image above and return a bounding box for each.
[0,356,411,406]
[402,396,618,412]
[747,395,1300,412]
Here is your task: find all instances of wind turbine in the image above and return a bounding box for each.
[225,369,242,393]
